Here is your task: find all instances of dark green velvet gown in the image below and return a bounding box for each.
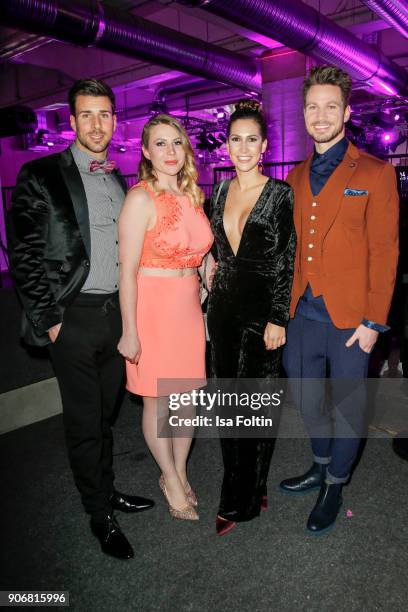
[207,177,296,522]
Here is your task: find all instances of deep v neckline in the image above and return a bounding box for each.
[221,178,271,258]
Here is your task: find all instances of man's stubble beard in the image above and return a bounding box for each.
[76,131,111,155]
[308,123,345,146]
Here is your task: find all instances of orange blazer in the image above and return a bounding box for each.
[286,141,399,329]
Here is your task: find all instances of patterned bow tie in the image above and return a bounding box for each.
[89,159,117,173]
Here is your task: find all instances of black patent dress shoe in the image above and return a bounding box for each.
[110,490,155,513]
[279,462,327,495]
[90,514,134,559]
[393,432,408,462]
[306,482,343,535]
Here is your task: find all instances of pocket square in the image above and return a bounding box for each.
[344,188,368,196]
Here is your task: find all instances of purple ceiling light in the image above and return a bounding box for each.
[177,0,407,95]
[0,0,261,92]
[361,1,408,41]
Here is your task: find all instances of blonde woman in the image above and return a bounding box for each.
[118,115,213,520]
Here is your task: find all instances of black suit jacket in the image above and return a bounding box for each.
[8,147,127,346]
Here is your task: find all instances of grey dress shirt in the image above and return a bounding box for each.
[71,143,125,293]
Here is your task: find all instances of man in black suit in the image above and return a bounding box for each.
[9,78,154,560]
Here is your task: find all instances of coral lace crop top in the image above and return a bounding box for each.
[135,181,213,269]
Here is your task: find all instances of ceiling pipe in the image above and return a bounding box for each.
[0,0,261,92]
[0,32,53,62]
[360,1,408,40]
[157,78,218,98]
[176,0,408,95]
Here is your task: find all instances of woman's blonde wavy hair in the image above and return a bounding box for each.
[138,114,204,207]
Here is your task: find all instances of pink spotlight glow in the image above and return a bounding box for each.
[383,133,392,142]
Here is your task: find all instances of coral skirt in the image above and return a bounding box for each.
[126,273,206,397]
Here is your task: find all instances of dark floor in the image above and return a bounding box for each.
[0,287,54,393]
[1,394,407,612]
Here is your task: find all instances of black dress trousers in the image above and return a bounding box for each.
[208,282,281,521]
[48,292,124,521]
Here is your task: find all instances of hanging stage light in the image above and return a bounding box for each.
[149,100,168,115]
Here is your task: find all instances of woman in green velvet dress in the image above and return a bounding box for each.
[207,100,296,535]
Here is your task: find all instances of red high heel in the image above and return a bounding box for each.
[260,495,268,510]
[216,515,236,536]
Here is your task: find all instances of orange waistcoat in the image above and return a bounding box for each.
[286,142,399,329]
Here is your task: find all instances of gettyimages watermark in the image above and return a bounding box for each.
[168,387,282,411]
[156,377,408,439]
[168,387,281,429]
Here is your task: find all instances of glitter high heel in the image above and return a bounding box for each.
[159,475,199,521]
[185,483,198,507]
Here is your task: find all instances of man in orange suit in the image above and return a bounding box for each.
[280,66,399,534]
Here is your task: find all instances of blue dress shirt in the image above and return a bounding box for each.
[310,136,348,197]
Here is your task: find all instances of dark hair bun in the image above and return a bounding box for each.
[235,99,262,113]
[227,98,267,140]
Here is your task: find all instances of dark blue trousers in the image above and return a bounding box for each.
[283,313,370,482]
